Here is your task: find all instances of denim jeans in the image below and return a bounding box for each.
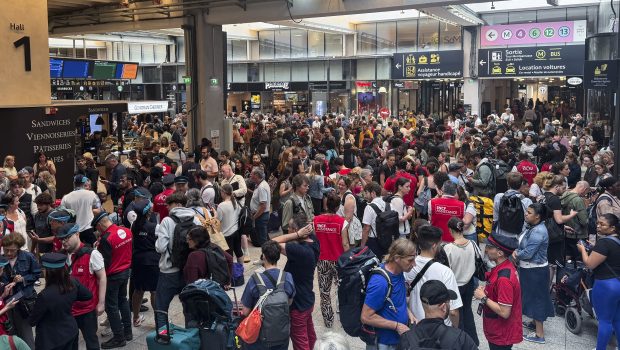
[155,271,185,330]
[75,310,100,350]
[254,212,270,247]
[105,269,132,339]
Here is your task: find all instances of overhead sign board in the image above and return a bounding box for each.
[392,50,463,79]
[481,20,586,47]
[584,60,617,90]
[478,45,585,77]
[127,101,169,114]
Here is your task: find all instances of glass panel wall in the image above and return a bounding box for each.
[536,8,567,22]
[291,30,308,58]
[508,10,537,24]
[377,22,396,54]
[232,64,247,82]
[291,62,308,81]
[308,61,326,80]
[325,34,344,57]
[418,18,439,51]
[259,31,275,59]
[357,23,377,55]
[356,59,375,80]
[231,40,248,61]
[441,24,462,50]
[274,30,291,59]
[248,63,259,82]
[308,31,325,57]
[274,62,291,80]
[397,20,417,52]
[480,6,598,36]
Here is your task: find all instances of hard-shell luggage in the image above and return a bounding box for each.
[146,310,200,350]
[469,195,493,242]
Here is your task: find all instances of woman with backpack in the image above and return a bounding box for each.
[336,176,362,246]
[183,226,233,286]
[391,177,414,238]
[444,217,479,346]
[512,203,555,344]
[217,184,243,263]
[578,213,620,350]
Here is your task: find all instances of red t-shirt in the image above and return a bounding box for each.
[516,160,538,185]
[154,188,175,221]
[383,170,418,207]
[483,259,523,346]
[313,214,345,261]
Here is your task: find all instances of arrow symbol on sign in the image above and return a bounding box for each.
[479,60,486,66]
[395,63,402,69]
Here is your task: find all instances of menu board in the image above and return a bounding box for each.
[49,58,63,78]
[92,61,117,79]
[62,60,90,78]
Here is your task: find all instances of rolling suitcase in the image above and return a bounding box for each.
[199,288,242,350]
[146,310,200,350]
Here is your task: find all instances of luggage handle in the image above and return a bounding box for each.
[154,310,171,345]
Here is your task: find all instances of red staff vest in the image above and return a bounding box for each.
[101,224,133,275]
[516,160,538,185]
[429,196,465,242]
[70,244,99,316]
[313,214,345,261]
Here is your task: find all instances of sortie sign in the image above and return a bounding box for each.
[478,45,584,78]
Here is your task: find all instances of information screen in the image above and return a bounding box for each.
[92,61,117,79]
[62,60,90,78]
[49,58,63,78]
[121,63,138,79]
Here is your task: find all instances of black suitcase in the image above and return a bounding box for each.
[199,288,241,350]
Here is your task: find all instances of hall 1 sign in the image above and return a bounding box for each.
[0,0,50,107]
[478,45,585,78]
[392,50,463,80]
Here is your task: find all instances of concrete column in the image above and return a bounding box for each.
[463,79,480,116]
[184,11,226,152]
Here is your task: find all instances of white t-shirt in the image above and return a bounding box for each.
[464,202,477,237]
[61,189,101,232]
[443,241,476,286]
[201,183,216,207]
[216,201,241,237]
[362,197,386,238]
[390,196,410,236]
[405,256,463,326]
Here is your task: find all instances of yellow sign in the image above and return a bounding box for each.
[430,53,440,63]
[505,65,516,74]
[406,55,416,65]
[0,0,50,107]
[492,66,502,74]
[535,50,546,59]
[406,66,416,77]
[418,55,428,64]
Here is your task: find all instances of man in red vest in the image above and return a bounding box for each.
[153,174,175,222]
[92,212,133,349]
[59,223,106,350]
[429,181,465,242]
[383,159,418,206]
[514,152,538,185]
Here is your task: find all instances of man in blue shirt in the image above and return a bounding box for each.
[361,238,417,350]
[241,240,295,350]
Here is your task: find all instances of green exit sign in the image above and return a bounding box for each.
[183,76,191,84]
[210,78,219,86]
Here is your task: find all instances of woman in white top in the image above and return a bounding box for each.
[217,184,243,263]
[443,217,479,346]
[390,177,414,238]
[1,193,28,250]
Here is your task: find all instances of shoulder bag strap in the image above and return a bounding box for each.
[8,336,16,350]
[408,261,435,295]
[262,269,280,290]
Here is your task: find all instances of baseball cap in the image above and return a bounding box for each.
[420,280,458,306]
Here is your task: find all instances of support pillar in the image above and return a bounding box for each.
[184,10,228,152]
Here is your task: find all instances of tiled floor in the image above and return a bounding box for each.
[73,236,606,350]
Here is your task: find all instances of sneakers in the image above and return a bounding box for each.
[125,332,133,341]
[133,314,145,327]
[523,332,545,344]
[101,337,126,349]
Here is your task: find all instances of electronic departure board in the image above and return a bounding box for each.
[92,61,117,79]
[120,63,138,79]
[62,60,90,78]
[49,58,63,78]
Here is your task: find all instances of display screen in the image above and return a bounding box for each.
[62,60,90,78]
[92,61,117,79]
[49,58,63,78]
[115,63,138,79]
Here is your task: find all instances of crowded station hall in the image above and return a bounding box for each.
[3,0,620,349]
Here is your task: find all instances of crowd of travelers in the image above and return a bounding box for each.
[0,104,618,350]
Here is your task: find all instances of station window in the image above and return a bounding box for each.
[308,31,325,57]
[418,18,439,51]
[259,31,275,60]
[291,30,308,58]
[275,30,291,59]
[441,24,462,50]
[325,34,344,57]
[397,20,417,52]
[377,22,396,54]
[357,23,377,55]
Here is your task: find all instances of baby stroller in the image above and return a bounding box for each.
[179,279,242,350]
[552,260,596,334]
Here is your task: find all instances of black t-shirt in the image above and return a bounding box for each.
[380,164,396,179]
[592,236,620,280]
[284,236,320,312]
[543,192,563,227]
[34,211,53,253]
[131,218,160,266]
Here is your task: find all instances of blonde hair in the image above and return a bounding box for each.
[3,155,14,168]
[542,173,565,191]
[39,171,56,188]
[533,171,549,188]
[385,238,417,263]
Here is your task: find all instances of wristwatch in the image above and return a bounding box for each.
[480,296,488,305]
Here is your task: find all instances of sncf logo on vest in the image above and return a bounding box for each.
[435,205,460,215]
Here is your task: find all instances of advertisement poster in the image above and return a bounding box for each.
[584,60,618,90]
[392,50,463,79]
[478,45,584,77]
[480,20,586,47]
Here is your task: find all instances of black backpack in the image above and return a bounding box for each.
[238,205,253,236]
[201,245,230,287]
[337,247,389,344]
[398,322,462,350]
[169,214,198,269]
[370,196,400,251]
[341,192,367,219]
[539,194,564,244]
[497,192,525,235]
[588,194,614,236]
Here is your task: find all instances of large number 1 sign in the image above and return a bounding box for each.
[13,36,31,71]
